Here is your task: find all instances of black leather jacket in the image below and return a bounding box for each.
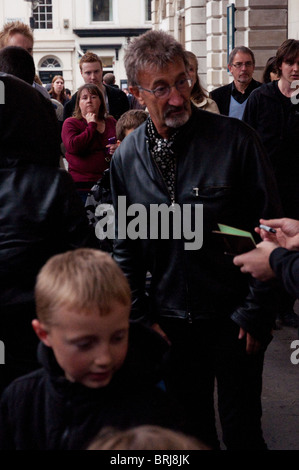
[110,107,283,344]
[0,74,97,309]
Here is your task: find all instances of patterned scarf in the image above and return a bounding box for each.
[146,117,179,204]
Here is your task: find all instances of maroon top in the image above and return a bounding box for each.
[62,116,116,186]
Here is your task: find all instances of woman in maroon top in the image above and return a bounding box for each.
[62,83,117,203]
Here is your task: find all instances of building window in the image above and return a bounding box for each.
[146,0,152,21]
[39,57,62,84]
[33,0,53,29]
[92,0,113,22]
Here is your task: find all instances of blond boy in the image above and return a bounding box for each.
[0,249,180,450]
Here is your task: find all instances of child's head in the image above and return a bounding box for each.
[87,425,211,450]
[32,248,131,389]
[116,109,148,142]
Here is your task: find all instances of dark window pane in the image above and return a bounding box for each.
[92,0,111,21]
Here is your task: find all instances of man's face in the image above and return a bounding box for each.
[279,54,299,85]
[228,52,255,86]
[6,33,33,55]
[131,58,192,139]
[33,302,130,389]
[80,61,103,87]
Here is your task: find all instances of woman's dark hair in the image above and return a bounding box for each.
[275,39,299,77]
[262,56,278,83]
[73,83,107,120]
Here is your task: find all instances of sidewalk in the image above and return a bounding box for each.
[215,314,299,450]
[262,321,299,450]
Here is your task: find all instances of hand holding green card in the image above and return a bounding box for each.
[212,223,256,255]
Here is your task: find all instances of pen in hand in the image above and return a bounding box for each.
[259,224,277,234]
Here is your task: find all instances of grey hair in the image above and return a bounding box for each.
[228,46,255,66]
[124,30,189,86]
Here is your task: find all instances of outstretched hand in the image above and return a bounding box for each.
[233,241,277,281]
[255,218,299,250]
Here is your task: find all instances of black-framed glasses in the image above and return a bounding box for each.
[232,61,254,69]
[137,78,192,99]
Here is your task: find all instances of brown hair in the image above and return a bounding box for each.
[228,46,255,66]
[73,83,107,120]
[275,39,299,77]
[35,248,131,325]
[49,75,65,103]
[0,21,34,49]
[184,50,208,104]
[79,51,102,72]
[116,109,148,141]
[87,425,210,450]
[262,56,278,83]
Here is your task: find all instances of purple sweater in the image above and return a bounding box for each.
[62,116,116,186]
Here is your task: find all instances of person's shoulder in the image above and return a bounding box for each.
[106,115,117,125]
[248,81,275,101]
[105,84,126,97]
[33,81,51,100]
[210,82,232,97]
[0,72,39,100]
[192,105,258,139]
[1,368,45,405]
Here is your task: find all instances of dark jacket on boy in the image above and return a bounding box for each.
[0,323,183,450]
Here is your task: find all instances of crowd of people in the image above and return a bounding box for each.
[0,20,298,451]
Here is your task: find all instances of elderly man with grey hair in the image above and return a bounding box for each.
[210,46,261,119]
[109,30,282,450]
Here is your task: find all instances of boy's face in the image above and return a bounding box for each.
[32,302,130,389]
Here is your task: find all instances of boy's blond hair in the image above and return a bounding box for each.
[0,21,34,48]
[116,109,148,141]
[87,425,210,450]
[35,249,131,324]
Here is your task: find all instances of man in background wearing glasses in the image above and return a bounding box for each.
[110,30,282,450]
[210,46,261,119]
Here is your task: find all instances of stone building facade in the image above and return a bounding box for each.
[152,0,296,91]
[0,1,298,92]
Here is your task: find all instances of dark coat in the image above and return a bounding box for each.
[0,323,182,450]
[210,79,261,116]
[270,248,299,300]
[0,72,60,167]
[110,107,283,345]
[0,73,98,391]
[243,81,299,218]
[63,84,130,121]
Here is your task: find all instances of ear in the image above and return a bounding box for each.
[32,319,52,347]
[129,86,146,107]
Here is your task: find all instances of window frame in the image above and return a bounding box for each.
[32,0,53,30]
[91,0,113,23]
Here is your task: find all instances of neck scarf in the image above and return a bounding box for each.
[146,117,179,203]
